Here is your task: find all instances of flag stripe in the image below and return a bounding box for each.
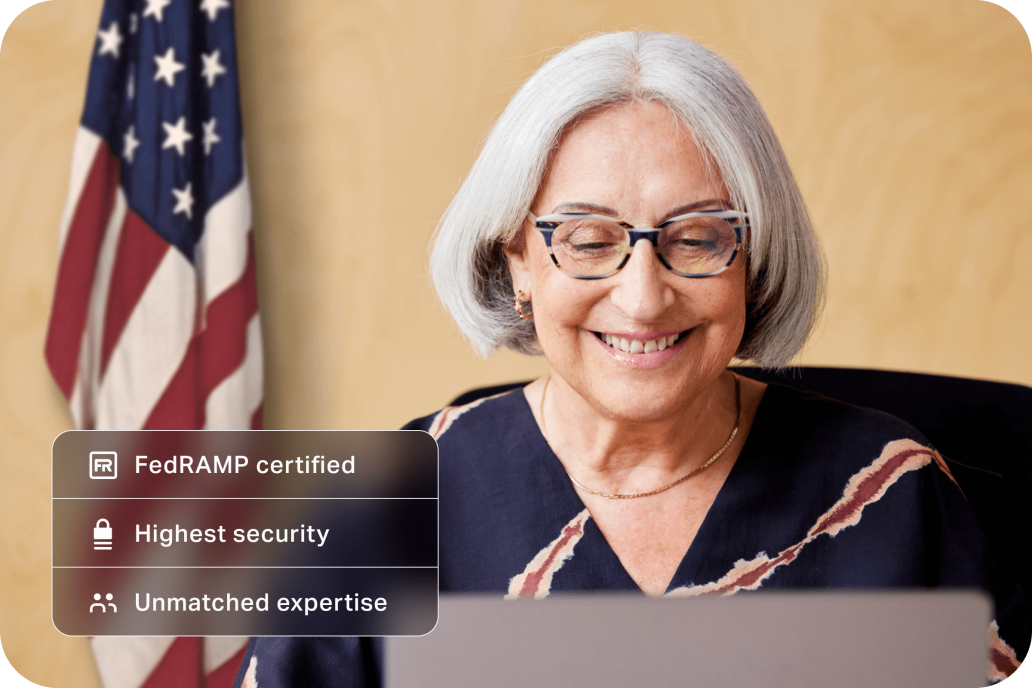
[202,638,249,676]
[57,128,103,253]
[143,335,203,429]
[139,638,203,688]
[144,234,259,430]
[96,247,197,429]
[206,314,263,429]
[204,647,247,688]
[100,209,171,377]
[251,404,263,430]
[200,232,258,393]
[196,176,252,305]
[70,183,129,428]
[91,637,177,688]
[45,140,120,397]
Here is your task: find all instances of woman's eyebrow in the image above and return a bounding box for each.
[665,199,734,218]
[551,202,618,215]
[551,199,733,219]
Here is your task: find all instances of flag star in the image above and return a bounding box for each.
[154,47,185,87]
[199,0,230,21]
[202,118,220,155]
[162,116,194,156]
[123,125,140,163]
[142,0,172,22]
[200,50,227,88]
[172,183,194,219]
[97,21,123,58]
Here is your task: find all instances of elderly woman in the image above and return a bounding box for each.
[234,31,1025,687]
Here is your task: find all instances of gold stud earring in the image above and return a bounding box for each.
[514,291,533,320]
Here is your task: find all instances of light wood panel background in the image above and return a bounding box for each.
[1,0,1029,685]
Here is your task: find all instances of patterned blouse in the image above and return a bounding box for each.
[233,383,1026,687]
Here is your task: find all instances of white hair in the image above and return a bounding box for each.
[430,31,824,366]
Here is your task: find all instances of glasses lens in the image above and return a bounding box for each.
[658,216,739,275]
[551,217,629,277]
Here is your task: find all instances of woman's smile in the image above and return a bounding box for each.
[590,328,693,368]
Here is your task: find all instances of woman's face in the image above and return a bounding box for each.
[506,101,748,421]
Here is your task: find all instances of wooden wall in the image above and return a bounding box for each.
[0,0,1029,684]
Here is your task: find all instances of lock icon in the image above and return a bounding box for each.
[93,519,112,551]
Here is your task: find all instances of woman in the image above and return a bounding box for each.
[235,31,1025,687]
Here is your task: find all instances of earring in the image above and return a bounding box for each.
[514,291,533,320]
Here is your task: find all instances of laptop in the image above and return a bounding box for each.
[387,591,990,687]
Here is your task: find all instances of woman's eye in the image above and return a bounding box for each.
[679,238,716,250]
[572,242,616,251]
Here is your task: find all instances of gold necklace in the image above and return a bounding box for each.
[539,374,741,500]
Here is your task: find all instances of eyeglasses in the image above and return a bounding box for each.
[527,209,748,279]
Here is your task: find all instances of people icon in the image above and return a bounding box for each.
[90,593,117,613]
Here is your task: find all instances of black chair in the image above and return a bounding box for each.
[449,367,1032,609]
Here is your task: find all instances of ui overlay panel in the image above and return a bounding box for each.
[53,431,439,636]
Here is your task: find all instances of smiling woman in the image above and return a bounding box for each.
[510,103,750,420]
[231,31,1027,688]
[503,102,762,593]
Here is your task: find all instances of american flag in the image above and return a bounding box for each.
[44,0,260,684]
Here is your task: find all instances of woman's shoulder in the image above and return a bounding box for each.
[401,386,531,441]
[745,381,962,490]
[756,380,935,449]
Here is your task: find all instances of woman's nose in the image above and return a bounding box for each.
[608,239,677,320]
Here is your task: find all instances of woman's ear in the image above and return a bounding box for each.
[503,229,532,300]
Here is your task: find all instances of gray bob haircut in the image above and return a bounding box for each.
[430,31,824,366]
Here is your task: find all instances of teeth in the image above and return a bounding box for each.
[598,332,683,353]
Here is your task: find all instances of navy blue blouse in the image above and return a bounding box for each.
[233,383,1027,686]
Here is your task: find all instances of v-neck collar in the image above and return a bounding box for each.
[512,380,776,595]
